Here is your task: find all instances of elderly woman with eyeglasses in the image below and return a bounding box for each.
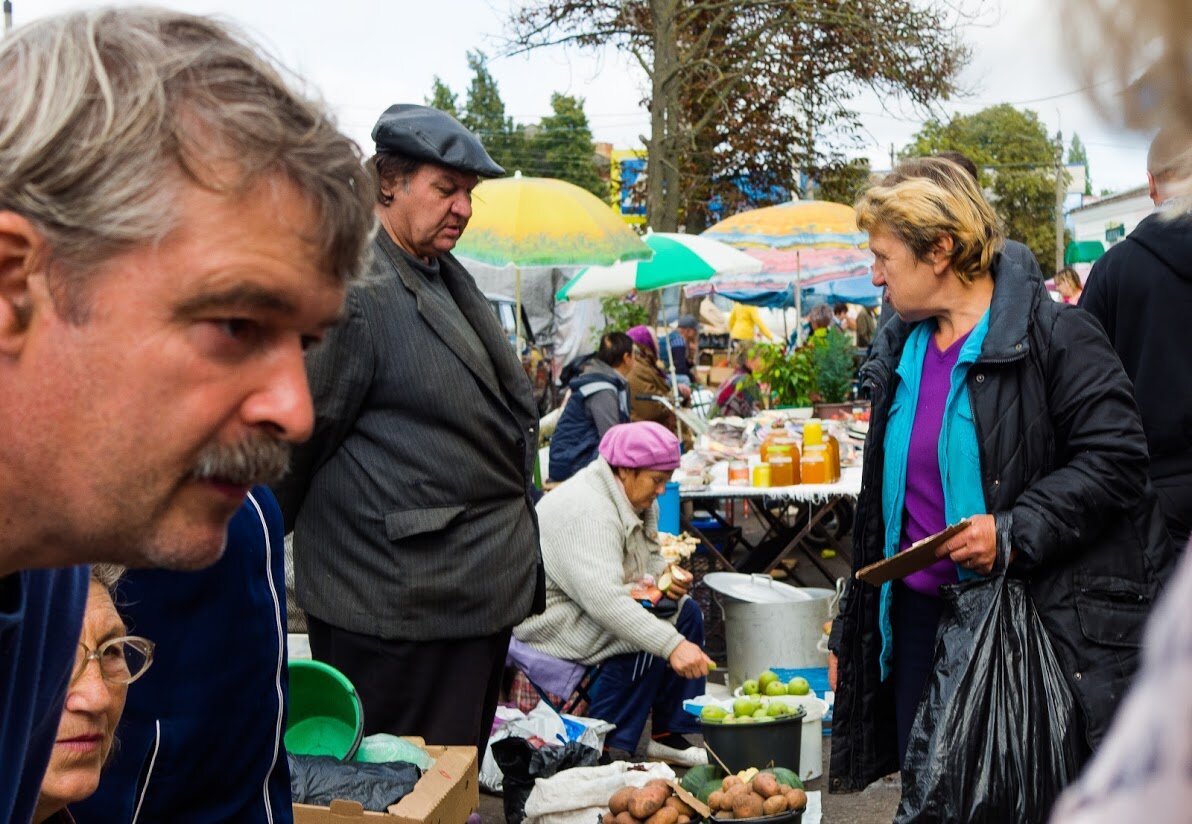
[33,565,153,824]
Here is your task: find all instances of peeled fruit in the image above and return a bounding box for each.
[757,670,780,690]
[764,680,788,696]
[700,705,728,722]
[787,676,811,696]
[741,679,760,696]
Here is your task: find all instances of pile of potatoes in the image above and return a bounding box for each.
[706,773,807,820]
[603,779,697,824]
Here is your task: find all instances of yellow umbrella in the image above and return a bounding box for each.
[454,172,651,345]
[455,172,650,267]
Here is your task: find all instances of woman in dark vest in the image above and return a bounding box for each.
[549,332,634,482]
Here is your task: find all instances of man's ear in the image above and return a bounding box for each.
[0,211,48,356]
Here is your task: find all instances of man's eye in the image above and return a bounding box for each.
[217,318,261,340]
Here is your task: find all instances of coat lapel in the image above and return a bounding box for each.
[439,253,538,423]
[376,233,505,400]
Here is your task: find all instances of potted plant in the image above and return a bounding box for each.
[806,327,857,418]
[746,342,815,409]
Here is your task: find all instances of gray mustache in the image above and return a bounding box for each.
[191,435,291,487]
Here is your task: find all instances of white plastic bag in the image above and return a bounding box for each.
[481,703,616,794]
[523,762,676,824]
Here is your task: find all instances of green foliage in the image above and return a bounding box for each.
[813,156,874,206]
[426,58,603,194]
[747,342,815,408]
[599,296,650,334]
[905,104,1064,277]
[534,93,606,200]
[807,328,856,403]
[1068,132,1092,195]
[426,76,459,118]
[460,51,533,173]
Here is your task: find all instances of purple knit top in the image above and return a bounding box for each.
[900,330,971,595]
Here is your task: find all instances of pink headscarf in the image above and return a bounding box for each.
[598,422,680,471]
[625,325,658,357]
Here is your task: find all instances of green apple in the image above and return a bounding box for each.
[767,701,792,717]
[741,679,760,696]
[757,670,780,690]
[701,705,728,722]
[752,708,768,719]
[733,697,760,717]
[764,680,788,696]
[787,676,811,696]
[735,715,757,724]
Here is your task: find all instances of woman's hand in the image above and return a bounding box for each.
[668,640,713,678]
[937,514,998,574]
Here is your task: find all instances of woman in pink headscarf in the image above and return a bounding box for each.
[515,422,713,765]
[624,325,679,432]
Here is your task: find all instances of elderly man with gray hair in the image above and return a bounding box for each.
[0,8,374,821]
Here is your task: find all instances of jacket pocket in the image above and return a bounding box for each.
[1074,574,1149,648]
[385,505,467,542]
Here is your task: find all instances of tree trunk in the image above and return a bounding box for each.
[646,0,680,234]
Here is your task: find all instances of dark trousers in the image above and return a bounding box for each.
[1153,476,1192,550]
[307,615,510,758]
[891,583,943,767]
[587,598,705,752]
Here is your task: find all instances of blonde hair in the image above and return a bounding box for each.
[855,158,1004,284]
[1054,266,1082,293]
[0,8,375,314]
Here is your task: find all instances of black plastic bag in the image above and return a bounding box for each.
[896,575,1081,823]
[491,737,601,824]
[288,754,421,810]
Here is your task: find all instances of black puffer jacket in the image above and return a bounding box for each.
[829,253,1177,793]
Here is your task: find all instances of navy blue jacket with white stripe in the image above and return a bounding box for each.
[73,487,292,823]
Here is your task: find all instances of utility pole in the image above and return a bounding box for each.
[3,1,12,35]
[889,143,895,170]
[1054,130,1066,274]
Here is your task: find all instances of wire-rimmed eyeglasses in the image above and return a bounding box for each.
[73,636,155,685]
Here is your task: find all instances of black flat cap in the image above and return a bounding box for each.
[372,104,505,177]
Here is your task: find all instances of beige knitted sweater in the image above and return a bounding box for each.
[513,458,685,664]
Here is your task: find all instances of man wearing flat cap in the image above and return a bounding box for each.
[275,104,544,756]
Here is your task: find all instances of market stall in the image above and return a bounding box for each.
[673,410,865,585]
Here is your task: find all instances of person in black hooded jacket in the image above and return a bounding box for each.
[829,158,1176,803]
[1081,127,1192,548]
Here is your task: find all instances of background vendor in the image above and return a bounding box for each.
[515,422,713,766]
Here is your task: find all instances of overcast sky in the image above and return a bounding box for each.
[12,0,1152,194]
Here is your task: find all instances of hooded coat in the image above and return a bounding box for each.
[1081,211,1192,540]
[830,253,1177,793]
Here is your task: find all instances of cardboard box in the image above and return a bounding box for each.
[706,365,735,387]
[292,742,478,824]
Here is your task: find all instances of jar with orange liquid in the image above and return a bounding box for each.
[728,460,750,486]
[769,454,798,486]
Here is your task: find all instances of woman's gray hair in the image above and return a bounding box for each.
[90,563,125,593]
[0,7,376,315]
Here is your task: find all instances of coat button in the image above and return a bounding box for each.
[1074,672,1082,681]
[975,374,985,383]
[1015,343,1022,351]
[993,478,1000,487]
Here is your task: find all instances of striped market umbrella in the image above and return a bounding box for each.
[702,200,868,249]
[555,231,762,301]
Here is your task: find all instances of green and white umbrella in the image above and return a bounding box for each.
[555,230,763,301]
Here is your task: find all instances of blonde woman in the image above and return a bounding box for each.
[828,158,1174,811]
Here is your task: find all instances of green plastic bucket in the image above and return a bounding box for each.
[285,659,364,761]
